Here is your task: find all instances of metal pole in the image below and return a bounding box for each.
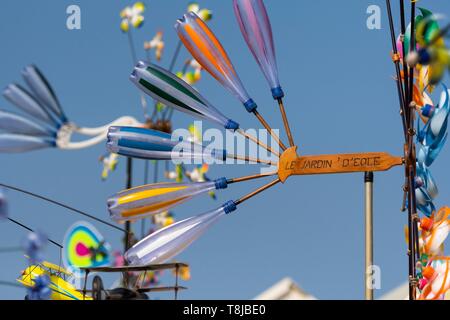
[125,157,133,252]
[364,172,374,300]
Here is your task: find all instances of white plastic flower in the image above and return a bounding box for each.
[187,2,212,22]
[144,31,165,61]
[120,2,145,32]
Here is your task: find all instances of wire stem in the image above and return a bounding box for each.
[227,154,277,166]
[252,110,287,151]
[227,171,277,184]
[277,98,295,147]
[0,183,127,233]
[237,129,280,157]
[385,0,408,140]
[8,217,62,248]
[234,178,281,206]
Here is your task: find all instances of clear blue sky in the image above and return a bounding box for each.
[0,0,449,300]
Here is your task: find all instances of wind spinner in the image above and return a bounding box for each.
[0,65,141,153]
[106,0,424,298]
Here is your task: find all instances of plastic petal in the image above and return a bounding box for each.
[426,133,447,166]
[0,134,55,153]
[175,12,254,108]
[233,0,283,98]
[2,84,57,126]
[125,206,227,265]
[21,65,67,123]
[130,62,238,130]
[108,180,219,222]
[106,126,226,162]
[0,110,55,137]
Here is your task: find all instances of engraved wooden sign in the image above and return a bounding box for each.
[278,147,404,182]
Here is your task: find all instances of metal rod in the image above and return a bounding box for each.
[385,0,408,140]
[252,110,287,151]
[399,0,410,117]
[277,98,295,147]
[0,183,127,233]
[237,129,281,157]
[227,153,277,166]
[227,171,278,184]
[125,158,133,252]
[7,217,63,249]
[234,178,281,206]
[364,172,374,300]
[175,265,179,300]
[408,1,419,299]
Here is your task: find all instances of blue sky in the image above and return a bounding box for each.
[0,0,449,300]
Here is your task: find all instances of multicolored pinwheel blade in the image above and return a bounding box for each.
[108,178,227,222]
[175,12,257,113]
[63,221,110,269]
[125,201,237,265]
[0,65,68,153]
[233,0,283,99]
[106,126,227,162]
[130,61,239,130]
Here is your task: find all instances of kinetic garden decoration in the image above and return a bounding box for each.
[0,0,449,300]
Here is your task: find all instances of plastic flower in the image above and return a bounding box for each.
[187,2,212,22]
[144,31,165,61]
[165,164,184,183]
[99,152,119,181]
[176,59,203,85]
[120,2,145,33]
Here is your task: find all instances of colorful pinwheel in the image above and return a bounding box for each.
[420,207,450,255]
[0,65,141,153]
[120,2,146,33]
[63,222,111,270]
[417,86,450,167]
[418,258,450,300]
[415,163,438,217]
[406,9,450,86]
[131,61,280,156]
